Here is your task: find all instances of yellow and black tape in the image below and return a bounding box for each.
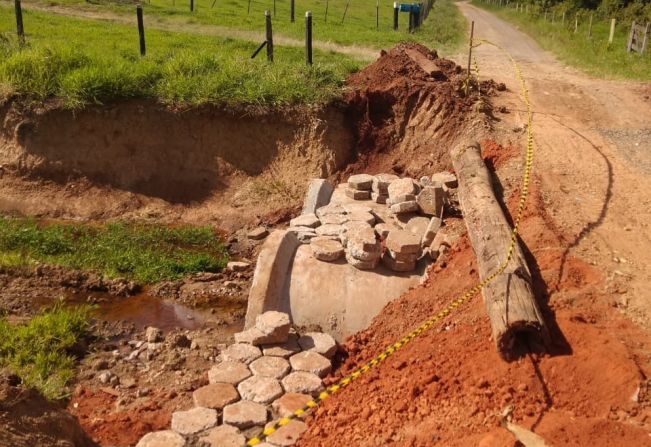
[246,38,535,446]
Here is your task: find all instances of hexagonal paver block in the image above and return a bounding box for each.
[310,238,344,262]
[346,211,376,225]
[281,371,323,396]
[223,400,268,429]
[266,420,308,446]
[237,376,283,404]
[136,430,185,447]
[390,201,419,214]
[208,361,252,385]
[372,173,399,193]
[315,224,345,238]
[416,185,445,216]
[254,311,291,344]
[347,174,375,190]
[192,383,239,409]
[262,334,301,358]
[199,424,245,447]
[298,332,337,359]
[289,351,332,378]
[171,407,218,435]
[250,356,291,379]
[272,393,313,419]
[320,214,348,225]
[221,343,262,364]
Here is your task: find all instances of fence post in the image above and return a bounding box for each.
[265,10,273,62]
[376,0,379,30]
[608,18,616,47]
[588,13,593,38]
[273,0,276,16]
[408,9,414,33]
[247,0,252,14]
[325,0,329,23]
[14,0,24,43]
[574,14,578,33]
[627,21,636,52]
[290,0,295,22]
[136,5,146,56]
[341,0,349,24]
[562,11,566,25]
[643,23,650,53]
[466,20,475,95]
[190,0,194,12]
[305,11,312,65]
[393,2,398,30]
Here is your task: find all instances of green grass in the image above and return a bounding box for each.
[472,1,651,80]
[0,304,93,399]
[0,217,229,283]
[23,0,466,51]
[0,5,361,107]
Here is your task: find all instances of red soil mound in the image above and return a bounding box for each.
[298,181,651,447]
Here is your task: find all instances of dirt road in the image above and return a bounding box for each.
[455,2,651,330]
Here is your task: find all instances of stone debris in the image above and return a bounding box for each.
[387,178,419,199]
[405,216,431,239]
[315,204,345,219]
[289,351,332,378]
[416,184,445,216]
[385,230,421,255]
[199,425,245,447]
[390,200,419,214]
[319,214,348,225]
[249,356,291,379]
[315,223,346,238]
[272,393,313,418]
[192,383,239,409]
[431,171,458,188]
[171,407,218,435]
[388,193,416,204]
[221,343,262,364]
[346,211,376,225]
[281,371,324,396]
[208,361,252,385]
[222,400,269,429]
[234,327,267,345]
[262,334,302,358]
[255,311,291,344]
[237,376,284,404]
[382,252,416,272]
[421,217,442,248]
[289,213,321,228]
[302,179,334,215]
[266,420,308,446]
[310,238,345,262]
[372,173,399,194]
[145,327,163,343]
[248,227,269,240]
[136,430,186,447]
[342,203,373,214]
[297,332,337,359]
[226,261,251,272]
[371,191,389,204]
[347,174,375,190]
[345,188,371,200]
[345,227,381,270]
[374,222,400,240]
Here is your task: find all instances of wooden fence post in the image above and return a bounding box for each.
[562,11,565,25]
[290,0,295,22]
[393,2,398,30]
[14,0,24,43]
[325,0,329,23]
[643,23,650,53]
[265,10,273,62]
[305,11,312,65]
[136,5,146,56]
[574,14,578,33]
[376,0,379,30]
[588,13,593,38]
[190,0,194,12]
[247,0,251,15]
[608,18,616,47]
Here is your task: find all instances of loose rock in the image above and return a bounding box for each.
[145,327,163,343]
[416,184,445,216]
[347,174,375,190]
[385,230,421,254]
[227,261,251,272]
[311,238,345,262]
[289,351,332,378]
[289,213,321,229]
[221,344,262,364]
[345,188,371,200]
[387,178,419,199]
[315,224,346,238]
[297,332,338,359]
[373,173,399,194]
[255,311,291,344]
[421,217,442,248]
[390,201,419,214]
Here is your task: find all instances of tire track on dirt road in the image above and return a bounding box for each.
[454,1,651,330]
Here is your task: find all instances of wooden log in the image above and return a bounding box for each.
[452,142,549,359]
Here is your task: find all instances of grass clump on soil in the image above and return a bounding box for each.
[472,1,651,80]
[23,0,466,52]
[0,304,93,400]
[0,217,228,283]
[0,6,360,107]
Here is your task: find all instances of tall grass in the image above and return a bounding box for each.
[473,1,651,80]
[0,304,93,399]
[0,217,229,283]
[0,6,360,107]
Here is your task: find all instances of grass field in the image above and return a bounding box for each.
[472,1,651,80]
[0,217,228,283]
[0,304,92,399]
[0,0,465,106]
[23,0,466,51]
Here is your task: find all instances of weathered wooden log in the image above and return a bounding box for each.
[452,141,549,359]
